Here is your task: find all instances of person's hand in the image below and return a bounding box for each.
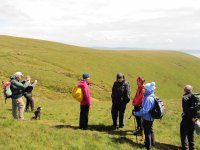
[34,80,38,84]
[192,118,198,122]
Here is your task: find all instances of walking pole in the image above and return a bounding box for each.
[129,109,138,143]
[134,116,138,144]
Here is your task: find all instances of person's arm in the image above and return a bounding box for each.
[111,82,115,103]
[182,97,193,119]
[135,97,154,116]
[132,88,144,106]
[124,83,130,103]
[82,85,91,106]
[11,80,29,90]
[31,80,38,87]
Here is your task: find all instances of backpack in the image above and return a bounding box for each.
[191,93,200,118]
[150,96,165,119]
[72,86,83,102]
[2,81,12,102]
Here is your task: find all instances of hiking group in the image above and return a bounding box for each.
[73,73,200,150]
[2,71,200,150]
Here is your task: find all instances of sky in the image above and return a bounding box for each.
[0,0,200,51]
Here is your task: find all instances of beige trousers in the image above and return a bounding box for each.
[12,97,25,120]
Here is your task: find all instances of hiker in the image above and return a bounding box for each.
[111,73,130,128]
[23,76,38,112]
[180,85,198,150]
[134,82,156,150]
[78,73,91,130]
[132,76,145,135]
[10,72,29,120]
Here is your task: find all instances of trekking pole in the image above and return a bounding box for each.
[129,109,135,119]
[134,116,138,144]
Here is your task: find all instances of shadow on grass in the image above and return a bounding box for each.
[53,124,181,150]
[0,116,7,119]
[112,137,181,150]
[111,136,143,148]
[88,124,133,136]
[54,125,79,130]
[53,124,133,136]
[154,142,181,150]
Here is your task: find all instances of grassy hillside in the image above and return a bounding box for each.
[0,35,200,150]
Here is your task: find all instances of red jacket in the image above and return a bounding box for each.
[132,77,145,106]
[78,80,91,106]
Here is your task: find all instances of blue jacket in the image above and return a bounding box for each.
[135,91,155,121]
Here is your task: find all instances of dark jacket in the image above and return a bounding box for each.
[22,81,33,97]
[10,77,29,99]
[111,80,130,104]
[182,92,195,119]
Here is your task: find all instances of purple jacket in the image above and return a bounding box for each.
[78,80,91,106]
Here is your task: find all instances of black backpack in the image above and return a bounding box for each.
[150,96,165,119]
[191,93,200,118]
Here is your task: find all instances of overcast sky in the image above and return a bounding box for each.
[0,0,200,51]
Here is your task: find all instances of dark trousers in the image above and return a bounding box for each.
[143,120,155,150]
[24,93,34,111]
[111,102,127,127]
[79,105,89,129]
[134,106,143,130]
[180,118,195,150]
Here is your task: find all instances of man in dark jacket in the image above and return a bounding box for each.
[180,85,197,150]
[111,73,130,128]
[10,72,29,120]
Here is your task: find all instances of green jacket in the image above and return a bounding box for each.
[10,77,29,99]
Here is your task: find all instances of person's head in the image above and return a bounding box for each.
[184,85,193,94]
[14,72,23,80]
[144,82,156,93]
[116,73,124,83]
[137,76,145,86]
[25,76,31,82]
[82,73,90,81]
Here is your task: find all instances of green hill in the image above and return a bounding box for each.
[0,35,199,150]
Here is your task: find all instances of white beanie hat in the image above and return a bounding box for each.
[144,82,156,92]
[14,72,23,77]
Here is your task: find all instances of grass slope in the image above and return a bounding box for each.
[0,35,200,150]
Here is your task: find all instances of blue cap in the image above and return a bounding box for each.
[83,73,90,79]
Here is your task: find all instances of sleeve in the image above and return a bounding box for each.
[124,83,130,103]
[132,88,144,106]
[182,97,193,119]
[132,96,137,106]
[135,97,154,117]
[82,86,91,106]
[11,80,29,90]
[111,82,115,103]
